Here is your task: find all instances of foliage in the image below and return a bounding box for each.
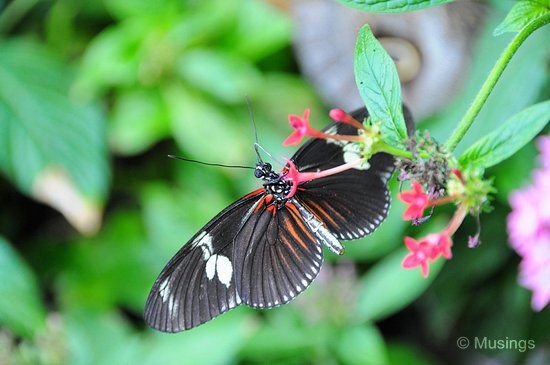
[354,24,407,146]
[335,0,454,13]
[459,100,550,169]
[0,0,548,364]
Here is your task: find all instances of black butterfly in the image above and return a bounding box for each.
[144,107,408,332]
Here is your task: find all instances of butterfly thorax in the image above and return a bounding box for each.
[254,162,292,203]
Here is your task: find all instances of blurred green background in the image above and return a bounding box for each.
[0,0,548,364]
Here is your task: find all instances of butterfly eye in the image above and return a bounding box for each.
[254,167,264,178]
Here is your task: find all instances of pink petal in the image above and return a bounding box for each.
[283,132,303,146]
[288,114,306,128]
[420,261,430,278]
[329,108,347,121]
[402,253,420,269]
[404,236,419,251]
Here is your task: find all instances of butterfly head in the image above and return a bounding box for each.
[254,162,279,181]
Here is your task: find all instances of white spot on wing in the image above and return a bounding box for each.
[205,255,216,280]
[192,231,214,260]
[228,293,238,308]
[168,295,176,315]
[205,254,233,288]
[159,278,171,303]
[215,254,233,288]
[301,279,307,286]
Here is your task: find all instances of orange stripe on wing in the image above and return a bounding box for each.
[301,199,342,229]
[243,188,265,199]
[267,204,276,216]
[285,203,316,243]
[279,231,302,262]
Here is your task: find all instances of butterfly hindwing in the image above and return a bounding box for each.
[290,108,395,240]
[233,197,324,308]
[144,190,263,332]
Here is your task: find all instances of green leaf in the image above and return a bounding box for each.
[459,100,550,168]
[142,307,252,365]
[494,0,550,36]
[387,342,439,365]
[336,0,454,13]
[65,310,141,365]
[58,211,152,312]
[175,49,262,104]
[336,325,389,365]
[74,19,145,98]
[0,236,46,338]
[354,24,406,146]
[163,83,250,164]
[0,38,110,234]
[239,310,322,362]
[225,0,292,60]
[109,87,170,155]
[355,246,444,323]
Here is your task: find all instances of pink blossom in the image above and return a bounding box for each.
[402,232,453,277]
[507,135,550,311]
[537,136,550,168]
[402,237,432,277]
[398,181,429,221]
[329,108,365,130]
[283,108,364,146]
[283,109,313,146]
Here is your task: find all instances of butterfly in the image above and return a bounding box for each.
[144,107,409,332]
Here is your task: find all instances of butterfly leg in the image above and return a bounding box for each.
[294,199,345,255]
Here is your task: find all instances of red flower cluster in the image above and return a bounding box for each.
[398,180,467,277]
[398,180,429,221]
[402,232,452,277]
[283,108,363,146]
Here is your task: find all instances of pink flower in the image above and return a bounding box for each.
[329,108,365,130]
[402,231,454,277]
[519,254,550,311]
[283,109,313,146]
[283,108,363,146]
[538,136,550,168]
[402,237,432,278]
[507,135,550,311]
[398,181,429,221]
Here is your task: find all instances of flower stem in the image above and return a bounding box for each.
[378,143,413,158]
[444,13,550,152]
[444,204,468,236]
[377,142,431,159]
[312,130,363,142]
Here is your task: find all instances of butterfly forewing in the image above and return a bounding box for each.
[233,198,324,308]
[144,190,263,332]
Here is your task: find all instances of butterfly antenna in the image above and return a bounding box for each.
[245,96,264,163]
[167,155,254,170]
